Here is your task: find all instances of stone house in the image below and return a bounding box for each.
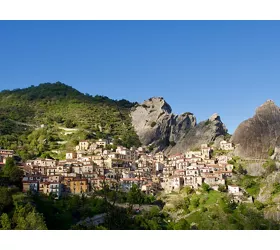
[228,185,240,194]
[201,147,211,159]
[0,149,14,164]
[77,140,90,151]
[185,166,200,176]
[220,141,234,151]
[96,139,107,148]
[120,178,144,192]
[82,164,94,173]
[22,180,39,193]
[203,176,225,186]
[200,167,211,174]
[39,182,62,197]
[48,175,61,183]
[216,155,231,164]
[66,152,77,160]
[154,152,165,162]
[34,159,57,167]
[46,167,57,176]
[69,178,88,194]
[183,176,202,188]
[161,176,183,192]
[49,183,63,198]
[155,162,164,172]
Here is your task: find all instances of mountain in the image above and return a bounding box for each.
[0,83,230,159]
[0,82,141,159]
[131,97,228,154]
[231,100,280,159]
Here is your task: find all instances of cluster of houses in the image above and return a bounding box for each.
[2,139,240,198]
[159,141,238,193]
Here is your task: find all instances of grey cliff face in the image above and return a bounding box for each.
[131,97,227,154]
[166,113,227,155]
[231,100,280,159]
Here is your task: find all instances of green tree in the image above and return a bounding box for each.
[127,184,144,210]
[0,213,11,230]
[2,157,23,185]
[182,186,193,195]
[218,184,227,192]
[13,204,47,230]
[254,200,265,211]
[15,210,47,230]
[0,187,13,213]
[190,196,200,209]
[202,183,211,192]
[173,219,190,230]
[234,163,247,175]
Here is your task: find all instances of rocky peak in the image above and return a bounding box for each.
[209,113,221,122]
[232,100,280,159]
[131,97,227,154]
[142,97,172,114]
[256,99,278,114]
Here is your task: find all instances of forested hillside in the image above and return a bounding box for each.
[0,82,141,160]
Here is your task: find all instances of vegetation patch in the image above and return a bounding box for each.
[150,121,157,128]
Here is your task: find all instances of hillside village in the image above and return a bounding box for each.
[1,139,242,199]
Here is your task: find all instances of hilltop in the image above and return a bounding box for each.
[0,82,141,160]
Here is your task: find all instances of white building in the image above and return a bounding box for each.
[220,141,234,151]
[228,185,240,194]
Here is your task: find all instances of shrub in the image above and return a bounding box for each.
[173,219,190,230]
[243,179,256,189]
[254,200,265,210]
[150,122,157,128]
[202,183,211,192]
[263,159,277,174]
[233,163,247,175]
[190,196,200,208]
[183,197,191,208]
[148,145,154,152]
[201,207,207,212]
[182,186,193,195]
[65,119,76,128]
[204,119,211,126]
[169,141,176,147]
[272,183,280,195]
[218,184,227,192]
[268,147,275,156]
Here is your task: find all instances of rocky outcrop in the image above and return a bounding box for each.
[131,97,228,154]
[231,100,280,159]
[257,172,280,203]
[245,162,266,176]
[166,113,227,155]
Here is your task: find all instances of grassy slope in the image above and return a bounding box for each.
[161,187,279,229]
[0,82,141,159]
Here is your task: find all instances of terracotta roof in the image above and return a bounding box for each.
[23,180,38,183]
[71,178,88,182]
[121,178,143,181]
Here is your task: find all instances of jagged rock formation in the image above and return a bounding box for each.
[166,113,227,155]
[231,100,280,159]
[131,97,228,154]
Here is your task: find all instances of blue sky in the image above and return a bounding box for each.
[0,21,280,134]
